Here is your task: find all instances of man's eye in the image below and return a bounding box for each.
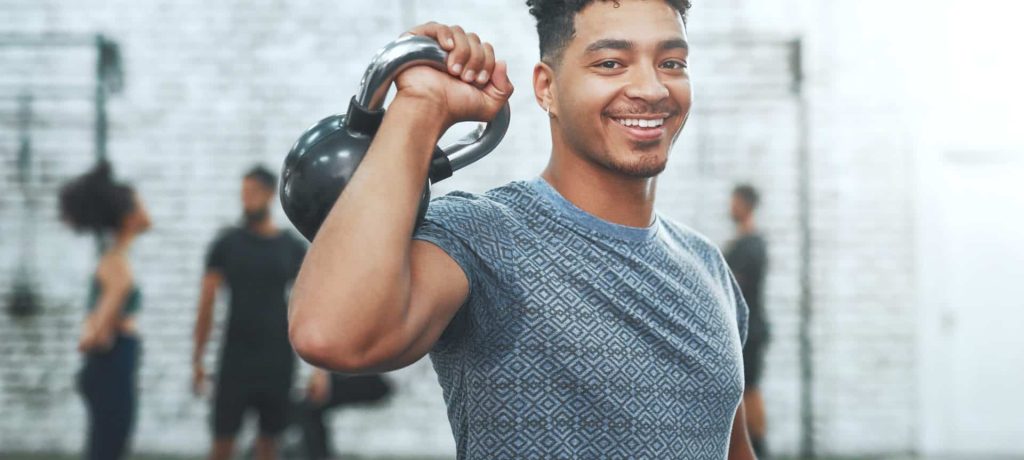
[662,60,688,70]
[597,61,622,69]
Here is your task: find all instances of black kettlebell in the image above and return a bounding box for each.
[280,35,511,241]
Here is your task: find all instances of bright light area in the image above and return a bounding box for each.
[940,0,1024,150]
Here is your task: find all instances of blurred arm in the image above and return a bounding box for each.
[728,399,757,460]
[192,271,222,366]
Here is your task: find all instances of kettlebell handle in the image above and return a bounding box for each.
[352,34,510,175]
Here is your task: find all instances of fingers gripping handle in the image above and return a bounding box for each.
[355,35,448,111]
[351,35,510,182]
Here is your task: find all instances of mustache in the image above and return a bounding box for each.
[604,102,680,117]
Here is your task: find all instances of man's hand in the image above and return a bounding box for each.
[306,369,331,405]
[192,361,206,396]
[396,22,514,131]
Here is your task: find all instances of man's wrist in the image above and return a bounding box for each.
[388,93,451,140]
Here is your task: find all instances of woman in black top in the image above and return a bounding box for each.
[59,161,152,460]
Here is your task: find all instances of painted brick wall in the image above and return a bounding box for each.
[0,0,917,457]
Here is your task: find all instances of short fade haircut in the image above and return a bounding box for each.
[733,184,760,209]
[526,0,692,67]
[244,165,277,190]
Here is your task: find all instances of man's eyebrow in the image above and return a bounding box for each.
[658,38,689,51]
[583,38,689,54]
[584,39,633,54]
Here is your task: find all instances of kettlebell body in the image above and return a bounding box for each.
[280,35,509,241]
[280,111,431,241]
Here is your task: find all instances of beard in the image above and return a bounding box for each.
[584,139,669,178]
[606,145,668,178]
[243,208,269,226]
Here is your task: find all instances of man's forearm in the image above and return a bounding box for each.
[728,400,757,460]
[192,299,214,364]
[289,95,446,365]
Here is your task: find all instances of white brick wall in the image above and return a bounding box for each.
[0,0,918,457]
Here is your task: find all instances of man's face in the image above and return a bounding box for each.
[730,193,751,224]
[241,177,273,214]
[552,0,691,178]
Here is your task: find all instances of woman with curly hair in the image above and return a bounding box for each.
[59,161,151,460]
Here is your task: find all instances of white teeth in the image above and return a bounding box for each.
[614,118,664,128]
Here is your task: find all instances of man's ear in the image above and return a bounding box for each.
[533,61,557,117]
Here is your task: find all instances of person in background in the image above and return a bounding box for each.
[192,166,307,460]
[60,160,152,460]
[725,183,771,458]
[294,369,392,460]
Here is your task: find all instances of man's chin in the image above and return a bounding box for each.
[610,155,668,178]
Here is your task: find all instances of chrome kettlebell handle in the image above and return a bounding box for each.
[354,35,511,173]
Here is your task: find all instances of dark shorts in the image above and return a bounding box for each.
[743,338,767,387]
[212,378,290,438]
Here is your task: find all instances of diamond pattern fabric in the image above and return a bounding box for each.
[413,178,748,459]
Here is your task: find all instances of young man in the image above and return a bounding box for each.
[192,166,307,460]
[289,1,757,458]
[725,184,771,457]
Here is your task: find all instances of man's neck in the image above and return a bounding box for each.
[247,218,278,236]
[737,218,756,236]
[541,152,657,228]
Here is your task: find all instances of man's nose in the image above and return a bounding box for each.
[623,64,670,104]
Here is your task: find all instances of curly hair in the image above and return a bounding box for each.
[58,161,136,233]
[526,0,691,66]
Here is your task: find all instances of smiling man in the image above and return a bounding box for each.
[288,1,755,458]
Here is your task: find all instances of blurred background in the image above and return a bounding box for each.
[1,0,1022,458]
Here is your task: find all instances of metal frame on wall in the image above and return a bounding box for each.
[0,33,123,162]
[0,33,124,316]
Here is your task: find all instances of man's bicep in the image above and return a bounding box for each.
[383,240,470,369]
[199,271,223,305]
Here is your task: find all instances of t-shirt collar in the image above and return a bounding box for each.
[527,177,660,242]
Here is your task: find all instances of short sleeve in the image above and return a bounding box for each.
[412,193,500,301]
[205,230,230,273]
[412,192,505,349]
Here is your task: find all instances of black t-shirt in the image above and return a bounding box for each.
[724,233,769,345]
[206,226,307,383]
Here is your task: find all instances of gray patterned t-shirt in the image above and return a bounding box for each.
[413,177,748,459]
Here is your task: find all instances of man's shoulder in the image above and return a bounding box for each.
[211,225,243,244]
[426,180,533,221]
[731,233,768,258]
[657,215,733,274]
[658,215,719,253]
[279,229,308,247]
[746,232,768,249]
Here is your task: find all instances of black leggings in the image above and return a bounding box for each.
[77,334,140,460]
